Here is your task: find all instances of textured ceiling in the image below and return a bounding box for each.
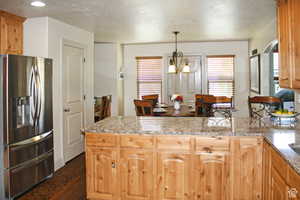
[0,0,276,43]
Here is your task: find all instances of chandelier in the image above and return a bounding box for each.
[168,31,190,73]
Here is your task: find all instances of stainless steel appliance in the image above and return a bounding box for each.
[0,55,53,200]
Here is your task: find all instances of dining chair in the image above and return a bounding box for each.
[195,95,216,117]
[213,96,233,118]
[195,94,214,102]
[134,100,154,116]
[248,96,282,118]
[142,94,159,106]
[103,95,112,118]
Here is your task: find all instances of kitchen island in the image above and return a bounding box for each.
[84,117,300,200]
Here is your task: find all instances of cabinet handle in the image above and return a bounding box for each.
[288,188,298,199]
[112,162,116,168]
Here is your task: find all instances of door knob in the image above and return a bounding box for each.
[64,108,70,112]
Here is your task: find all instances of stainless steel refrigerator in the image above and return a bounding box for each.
[0,55,54,200]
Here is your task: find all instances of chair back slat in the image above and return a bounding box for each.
[134,100,154,116]
[142,94,159,106]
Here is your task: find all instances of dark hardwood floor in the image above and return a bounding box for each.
[17,153,86,200]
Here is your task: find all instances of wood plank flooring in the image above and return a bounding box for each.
[17,153,86,200]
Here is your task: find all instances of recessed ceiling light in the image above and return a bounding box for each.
[31,1,46,7]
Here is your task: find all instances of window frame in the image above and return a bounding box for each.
[206,55,235,97]
[136,56,163,102]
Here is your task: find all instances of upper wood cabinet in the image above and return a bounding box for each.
[277,0,300,88]
[0,10,25,55]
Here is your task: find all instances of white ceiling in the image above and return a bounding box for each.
[0,0,276,43]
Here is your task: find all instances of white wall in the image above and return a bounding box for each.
[123,41,249,117]
[249,19,277,96]
[94,43,118,116]
[24,17,94,170]
[23,17,48,57]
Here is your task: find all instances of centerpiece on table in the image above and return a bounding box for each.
[171,94,183,110]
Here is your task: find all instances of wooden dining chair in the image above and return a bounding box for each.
[142,94,159,106]
[195,95,216,117]
[248,96,282,118]
[213,96,233,118]
[134,100,154,116]
[195,94,214,102]
[103,95,112,118]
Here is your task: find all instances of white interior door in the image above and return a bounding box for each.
[63,43,85,162]
[166,55,203,105]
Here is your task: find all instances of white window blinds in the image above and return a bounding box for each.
[207,56,235,97]
[137,57,162,100]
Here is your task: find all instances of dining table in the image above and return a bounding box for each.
[153,103,236,117]
[153,105,195,117]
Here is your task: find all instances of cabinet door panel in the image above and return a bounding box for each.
[278,0,290,88]
[290,0,300,88]
[86,147,117,200]
[120,150,153,200]
[231,138,263,200]
[0,16,23,55]
[194,152,230,200]
[270,167,289,200]
[157,152,192,200]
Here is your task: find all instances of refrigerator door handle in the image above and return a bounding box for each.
[35,62,42,123]
[10,130,53,147]
[29,65,38,126]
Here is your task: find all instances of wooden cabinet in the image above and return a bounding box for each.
[264,141,300,200]
[0,10,25,55]
[231,137,263,200]
[287,167,300,200]
[270,167,289,200]
[277,0,300,88]
[194,152,230,200]
[120,150,153,200]
[157,152,192,200]
[85,147,118,200]
[85,134,268,200]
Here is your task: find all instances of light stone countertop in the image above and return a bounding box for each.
[84,116,300,175]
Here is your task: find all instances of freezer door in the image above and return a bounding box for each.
[5,151,54,198]
[5,55,53,145]
[5,131,53,168]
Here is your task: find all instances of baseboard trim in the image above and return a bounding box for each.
[54,158,65,171]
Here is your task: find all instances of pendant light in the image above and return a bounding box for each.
[168,31,190,73]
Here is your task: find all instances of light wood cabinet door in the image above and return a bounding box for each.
[231,138,263,200]
[157,152,192,200]
[277,0,291,88]
[120,150,154,200]
[0,11,25,55]
[194,152,230,200]
[287,167,300,200]
[263,141,272,200]
[289,0,300,88]
[86,147,118,200]
[270,167,289,200]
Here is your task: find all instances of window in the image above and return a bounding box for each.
[207,55,234,97]
[136,57,162,101]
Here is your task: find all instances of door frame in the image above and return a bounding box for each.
[61,39,87,163]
